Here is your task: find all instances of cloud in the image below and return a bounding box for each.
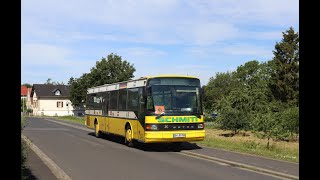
[21,43,72,66]
[186,0,298,27]
[222,44,272,59]
[22,0,298,85]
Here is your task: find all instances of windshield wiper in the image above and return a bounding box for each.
[155,112,165,119]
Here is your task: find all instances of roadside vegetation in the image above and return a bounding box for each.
[202,27,299,163]
[52,115,85,125]
[27,115,85,124]
[21,115,29,179]
[198,123,298,163]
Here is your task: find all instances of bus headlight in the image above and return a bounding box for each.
[146,124,158,130]
[197,123,204,129]
[151,124,158,130]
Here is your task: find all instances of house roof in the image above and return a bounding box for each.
[27,88,32,95]
[21,86,28,96]
[31,84,71,97]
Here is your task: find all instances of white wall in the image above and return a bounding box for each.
[33,98,75,116]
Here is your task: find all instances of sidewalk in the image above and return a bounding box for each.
[23,147,57,180]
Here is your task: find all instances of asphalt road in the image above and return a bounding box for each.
[22,117,295,180]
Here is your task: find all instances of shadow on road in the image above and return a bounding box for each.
[22,166,38,180]
[87,132,202,152]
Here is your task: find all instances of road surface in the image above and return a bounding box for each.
[22,117,298,180]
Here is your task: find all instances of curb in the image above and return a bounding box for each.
[181,151,298,180]
[21,134,72,180]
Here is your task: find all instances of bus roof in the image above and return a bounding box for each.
[87,74,200,93]
[142,74,199,79]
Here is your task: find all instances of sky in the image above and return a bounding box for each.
[21,0,299,86]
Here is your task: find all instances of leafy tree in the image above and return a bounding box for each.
[21,98,27,112]
[215,61,272,134]
[45,78,53,84]
[203,71,238,113]
[69,73,92,107]
[22,83,32,88]
[216,88,252,134]
[251,110,283,149]
[44,78,65,85]
[69,53,136,107]
[269,27,299,104]
[89,53,136,86]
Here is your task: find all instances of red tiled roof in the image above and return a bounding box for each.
[21,86,28,96]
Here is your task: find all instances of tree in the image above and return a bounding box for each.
[251,110,283,149]
[214,61,272,134]
[45,78,53,84]
[22,83,32,88]
[44,78,65,85]
[269,27,299,104]
[21,98,27,112]
[216,88,252,135]
[68,73,92,107]
[69,53,136,107]
[89,53,136,86]
[203,71,238,113]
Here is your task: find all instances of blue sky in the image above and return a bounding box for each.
[22,0,299,86]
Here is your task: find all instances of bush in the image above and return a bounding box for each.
[243,140,260,149]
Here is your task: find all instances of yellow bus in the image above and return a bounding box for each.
[85,75,205,148]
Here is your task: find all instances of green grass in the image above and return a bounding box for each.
[51,116,85,125]
[196,128,299,163]
[21,115,28,179]
[21,115,26,129]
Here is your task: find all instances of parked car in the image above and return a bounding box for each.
[210,114,218,118]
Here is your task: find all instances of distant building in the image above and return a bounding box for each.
[21,86,28,99]
[21,86,28,112]
[26,88,32,109]
[30,84,81,116]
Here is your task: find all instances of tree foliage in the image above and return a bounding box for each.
[203,71,238,113]
[269,27,299,104]
[45,78,65,85]
[22,83,32,88]
[69,53,136,107]
[204,27,299,142]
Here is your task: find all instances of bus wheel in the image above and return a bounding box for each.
[125,126,134,147]
[94,122,102,138]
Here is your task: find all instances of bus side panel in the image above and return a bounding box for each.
[105,116,109,132]
[108,117,126,136]
[99,116,107,133]
[136,120,145,141]
[130,120,138,140]
[85,115,95,129]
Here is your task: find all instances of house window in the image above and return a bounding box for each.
[55,90,61,96]
[57,101,63,108]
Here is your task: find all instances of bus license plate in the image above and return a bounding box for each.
[173,133,186,138]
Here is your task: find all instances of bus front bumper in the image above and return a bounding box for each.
[144,130,205,143]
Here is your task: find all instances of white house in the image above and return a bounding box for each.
[30,84,76,116]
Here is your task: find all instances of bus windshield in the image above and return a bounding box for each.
[146,78,202,116]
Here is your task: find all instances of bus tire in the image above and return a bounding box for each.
[94,121,102,138]
[124,125,134,147]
